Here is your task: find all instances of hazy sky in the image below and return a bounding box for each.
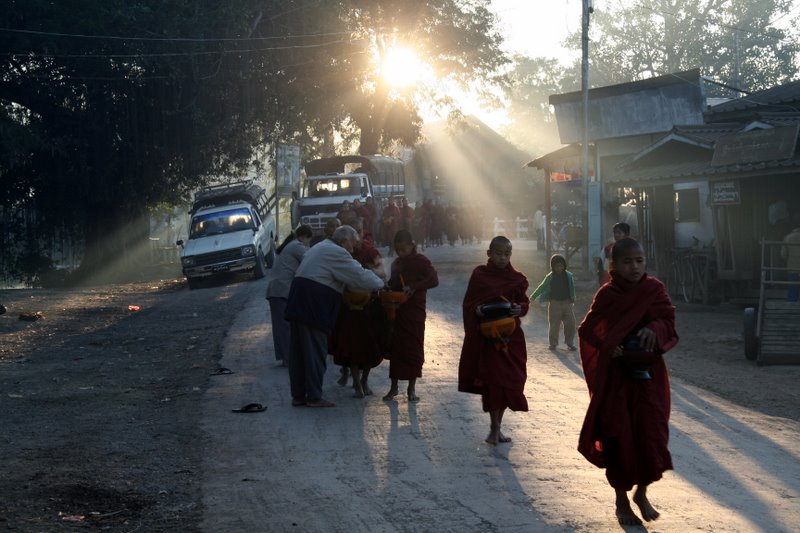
[491,0,582,62]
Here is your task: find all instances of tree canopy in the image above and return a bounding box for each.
[577,0,800,90]
[0,0,509,282]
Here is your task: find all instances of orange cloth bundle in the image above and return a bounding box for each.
[479,316,516,342]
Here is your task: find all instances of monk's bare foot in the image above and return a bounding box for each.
[497,432,512,443]
[633,490,660,522]
[485,431,499,445]
[407,391,419,402]
[337,368,348,386]
[361,381,373,396]
[352,382,365,398]
[615,500,642,526]
[382,388,398,401]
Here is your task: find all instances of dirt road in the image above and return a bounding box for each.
[202,242,799,532]
[1,241,798,531]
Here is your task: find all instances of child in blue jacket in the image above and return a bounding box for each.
[530,254,577,350]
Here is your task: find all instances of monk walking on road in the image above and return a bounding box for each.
[383,230,438,402]
[458,236,530,445]
[577,237,679,525]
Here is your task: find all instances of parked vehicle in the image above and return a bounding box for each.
[294,155,405,237]
[176,181,276,289]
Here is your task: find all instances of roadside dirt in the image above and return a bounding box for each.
[1,246,798,531]
[0,270,251,531]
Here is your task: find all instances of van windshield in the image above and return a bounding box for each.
[190,208,253,238]
[305,178,359,198]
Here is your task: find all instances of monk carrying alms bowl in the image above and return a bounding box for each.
[379,290,408,320]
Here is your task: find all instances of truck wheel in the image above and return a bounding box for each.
[253,250,267,279]
[743,307,757,361]
[187,278,201,290]
[265,242,276,269]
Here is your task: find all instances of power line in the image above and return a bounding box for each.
[0,37,365,59]
[0,26,355,43]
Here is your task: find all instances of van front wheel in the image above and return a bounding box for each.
[253,250,267,279]
[265,242,276,269]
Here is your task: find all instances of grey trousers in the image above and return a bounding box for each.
[288,322,328,401]
[267,297,289,361]
[548,299,576,346]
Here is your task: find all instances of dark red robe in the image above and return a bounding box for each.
[331,240,384,369]
[458,261,530,412]
[577,271,679,491]
[380,204,401,246]
[386,247,438,379]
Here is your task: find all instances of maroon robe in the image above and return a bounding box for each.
[380,204,401,246]
[458,261,530,412]
[331,240,384,369]
[577,271,679,491]
[386,247,438,379]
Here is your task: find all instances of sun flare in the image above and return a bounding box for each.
[381,46,425,88]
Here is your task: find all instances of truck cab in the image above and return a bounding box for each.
[176,181,276,289]
[293,155,406,238]
[297,172,372,236]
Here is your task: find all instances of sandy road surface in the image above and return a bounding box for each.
[200,241,800,532]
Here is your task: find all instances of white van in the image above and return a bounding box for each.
[176,182,276,289]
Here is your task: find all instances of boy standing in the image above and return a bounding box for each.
[458,236,530,445]
[577,238,679,525]
[529,254,576,350]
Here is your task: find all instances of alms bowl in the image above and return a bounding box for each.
[343,291,372,310]
[380,290,408,306]
[479,301,512,320]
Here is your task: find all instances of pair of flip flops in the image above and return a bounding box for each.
[231,403,266,413]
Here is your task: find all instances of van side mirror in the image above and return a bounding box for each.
[176,239,184,247]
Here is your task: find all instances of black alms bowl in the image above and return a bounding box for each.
[479,301,512,321]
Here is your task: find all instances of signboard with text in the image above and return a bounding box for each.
[712,125,799,166]
[710,180,741,205]
[276,143,300,198]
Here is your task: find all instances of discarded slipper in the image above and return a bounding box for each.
[210,367,234,376]
[231,403,266,413]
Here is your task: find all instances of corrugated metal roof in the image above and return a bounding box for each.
[608,156,800,186]
[549,69,701,105]
[706,80,800,115]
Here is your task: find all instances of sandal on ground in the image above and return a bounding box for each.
[210,367,234,375]
[231,402,266,413]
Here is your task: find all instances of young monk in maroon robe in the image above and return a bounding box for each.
[331,221,386,398]
[383,229,438,401]
[458,236,529,445]
[577,238,679,526]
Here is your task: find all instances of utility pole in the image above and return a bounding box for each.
[581,0,593,271]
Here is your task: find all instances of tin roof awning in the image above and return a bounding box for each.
[526,144,594,170]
